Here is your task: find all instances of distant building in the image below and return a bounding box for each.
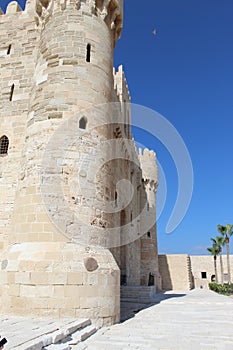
[159,254,233,290]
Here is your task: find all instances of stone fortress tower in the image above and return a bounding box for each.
[0,0,161,325]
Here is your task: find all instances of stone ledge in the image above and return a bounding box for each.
[9,318,95,350]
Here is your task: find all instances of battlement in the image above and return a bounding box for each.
[0,1,22,14]
[35,0,123,43]
[113,64,131,103]
[0,0,38,15]
[139,147,157,161]
[0,0,37,21]
[0,0,123,44]
[138,148,158,189]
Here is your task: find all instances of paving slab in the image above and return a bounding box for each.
[79,289,233,350]
[0,316,90,350]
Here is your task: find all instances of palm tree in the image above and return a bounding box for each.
[211,237,224,285]
[218,224,233,284]
[207,244,219,284]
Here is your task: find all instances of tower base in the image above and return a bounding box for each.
[0,242,120,326]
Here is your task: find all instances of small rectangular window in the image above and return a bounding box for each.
[201,272,207,279]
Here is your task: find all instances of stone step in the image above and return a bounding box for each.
[121,293,155,298]
[68,325,97,345]
[43,326,98,350]
[11,318,94,350]
[121,297,155,304]
[120,286,156,301]
[43,344,71,350]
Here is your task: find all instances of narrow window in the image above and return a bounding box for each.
[7,44,11,55]
[9,84,14,101]
[147,202,149,211]
[147,232,151,238]
[201,272,207,279]
[130,211,133,226]
[79,116,87,129]
[114,191,118,207]
[86,44,91,62]
[0,135,9,155]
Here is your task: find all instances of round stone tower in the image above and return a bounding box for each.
[138,148,161,290]
[1,0,123,325]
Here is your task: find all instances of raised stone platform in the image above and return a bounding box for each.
[120,286,157,302]
[0,316,97,350]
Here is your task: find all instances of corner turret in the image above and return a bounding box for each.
[139,148,158,195]
[138,148,161,290]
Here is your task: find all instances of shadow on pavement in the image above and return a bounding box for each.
[120,292,186,323]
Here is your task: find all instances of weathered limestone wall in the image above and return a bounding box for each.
[111,66,156,288]
[11,0,119,245]
[0,1,39,251]
[139,149,161,290]
[190,255,233,288]
[0,0,160,325]
[159,254,233,291]
[0,0,123,325]
[159,254,193,291]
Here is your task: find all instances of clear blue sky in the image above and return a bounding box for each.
[1,0,233,255]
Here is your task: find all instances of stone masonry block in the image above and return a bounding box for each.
[67,272,83,285]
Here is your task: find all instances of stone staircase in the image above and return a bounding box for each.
[121,285,157,303]
[120,286,158,322]
[187,255,194,290]
[11,318,97,350]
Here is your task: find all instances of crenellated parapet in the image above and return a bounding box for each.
[0,0,37,15]
[0,1,22,14]
[35,0,123,43]
[0,0,123,45]
[113,65,131,139]
[138,148,158,192]
[113,64,131,103]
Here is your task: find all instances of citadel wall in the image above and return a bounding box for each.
[159,254,233,291]
[158,254,193,291]
[0,0,160,324]
[0,1,39,252]
[190,255,233,288]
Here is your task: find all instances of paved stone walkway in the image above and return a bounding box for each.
[79,289,233,350]
[1,289,233,350]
